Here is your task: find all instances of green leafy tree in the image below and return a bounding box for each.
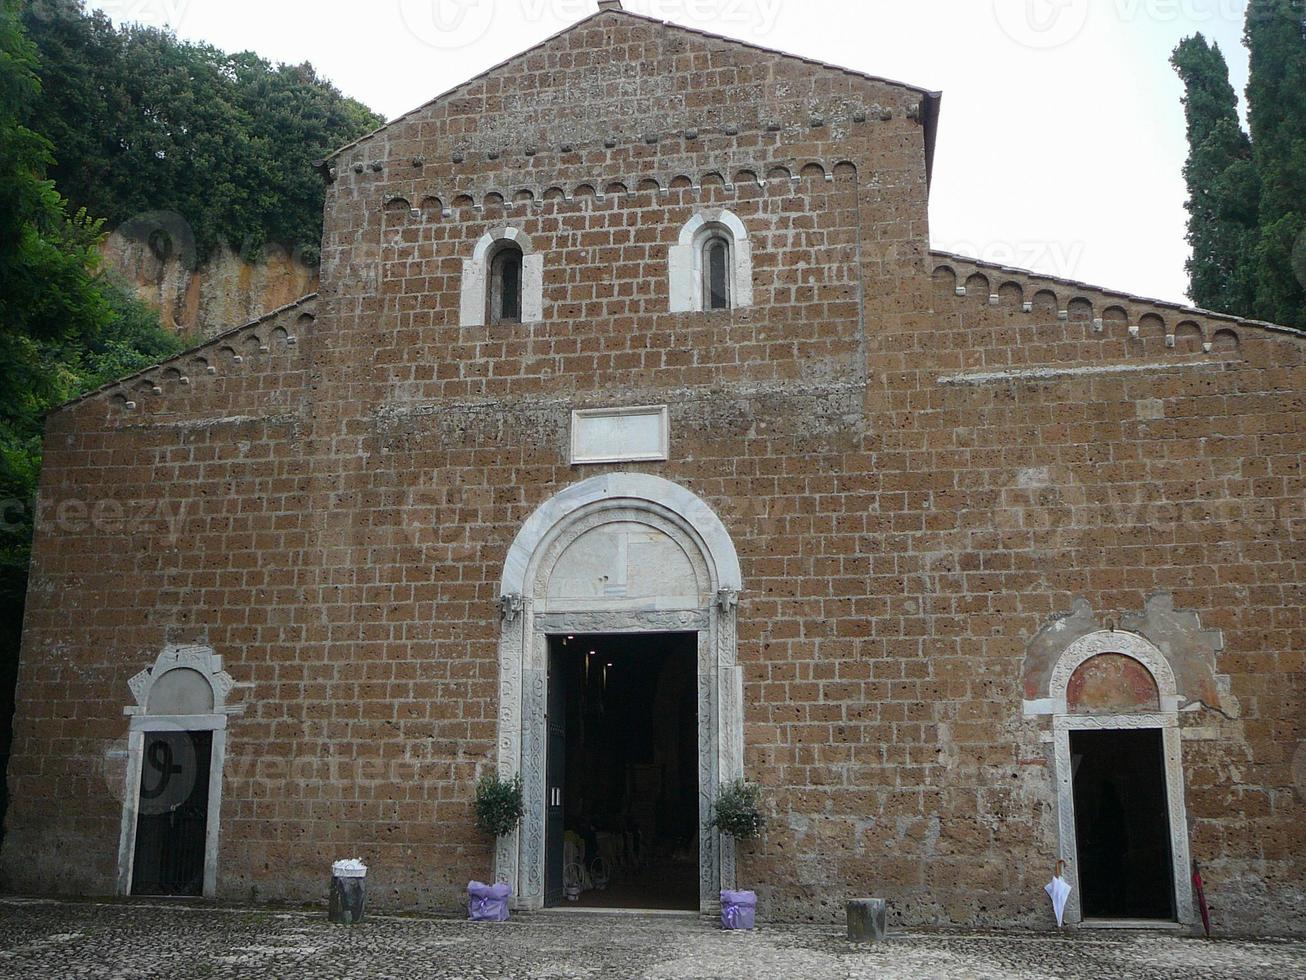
[1244,0,1306,328]
[229,54,384,265]
[1,0,111,570]
[0,0,186,839]
[1170,34,1261,316]
[21,0,384,265]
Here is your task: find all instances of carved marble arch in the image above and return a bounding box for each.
[494,473,744,913]
[531,506,714,612]
[1046,631,1194,928]
[1049,630,1179,713]
[116,645,245,899]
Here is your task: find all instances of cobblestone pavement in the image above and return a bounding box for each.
[1,897,1304,979]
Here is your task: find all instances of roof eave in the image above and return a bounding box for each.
[929,249,1306,339]
[922,91,942,190]
[48,293,320,419]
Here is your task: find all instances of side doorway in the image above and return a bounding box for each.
[115,647,242,900]
[130,730,213,896]
[1047,635,1195,927]
[1071,728,1176,921]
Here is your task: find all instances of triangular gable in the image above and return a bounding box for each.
[324,6,940,175]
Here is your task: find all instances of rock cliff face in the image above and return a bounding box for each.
[102,232,318,338]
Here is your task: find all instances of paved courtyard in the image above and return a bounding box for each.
[1,897,1303,979]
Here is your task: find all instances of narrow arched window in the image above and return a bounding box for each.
[669,212,752,315]
[702,235,731,311]
[488,243,524,324]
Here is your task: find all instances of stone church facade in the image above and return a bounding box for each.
[2,2,1303,933]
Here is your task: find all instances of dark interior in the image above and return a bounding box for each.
[546,632,699,910]
[131,730,211,896]
[1071,728,1176,920]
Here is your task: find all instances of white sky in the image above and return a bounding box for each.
[87,0,1257,306]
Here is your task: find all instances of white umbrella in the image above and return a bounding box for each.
[1045,859,1072,928]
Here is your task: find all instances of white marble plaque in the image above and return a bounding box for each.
[570,406,669,465]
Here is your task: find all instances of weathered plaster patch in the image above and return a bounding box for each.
[1022,594,1234,719]
[1021,597,1098,701]
[1121,594,1235,718]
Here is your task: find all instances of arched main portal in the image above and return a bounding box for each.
[495,474,743,911]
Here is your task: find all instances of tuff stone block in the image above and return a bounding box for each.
[847,898,888,943]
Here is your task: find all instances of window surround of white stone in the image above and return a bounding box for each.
[570,405,670,465]
[1047,630,1195,929]
[495,473,743,912]
[461,226,544,327]
[115,645,246,899]
[669,209,754,313]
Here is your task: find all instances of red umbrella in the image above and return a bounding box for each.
[1192,860,1211,938]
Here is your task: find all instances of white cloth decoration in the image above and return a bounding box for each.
[332,858,368,878]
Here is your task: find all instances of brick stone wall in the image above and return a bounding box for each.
[1,8,1302,933]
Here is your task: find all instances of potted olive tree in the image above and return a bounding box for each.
[713,779,765,930]
[468,773,523,921]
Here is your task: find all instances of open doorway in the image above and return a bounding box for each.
[1071,728,1176,920]
[545,632,699,910]
[130,730,212,896]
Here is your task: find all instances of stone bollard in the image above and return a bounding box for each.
[847,898,887,943]
[329,859,368,924]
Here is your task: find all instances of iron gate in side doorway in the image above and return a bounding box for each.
[130,730,212,896]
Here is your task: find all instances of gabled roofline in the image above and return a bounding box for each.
[930,249,1306,339]
[613,7,935,98]
[322,8,940,174]
[50,293,319,418]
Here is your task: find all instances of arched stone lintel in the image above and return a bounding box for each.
[500,473,743,598]
[472,225,537,262]
[669,209,755,313]
[676,208,749,246]
[124,644,245,718]
[462,226,544,326]
[1048,630,1179,714]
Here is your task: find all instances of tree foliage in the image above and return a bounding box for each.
[473,773,524,838]
[1244,0,1306,328]
[711,780,766,841]
[1173,4,1306,327]
[1170,34,1261,316]
[1,0,188,798]
[21,0,384,265]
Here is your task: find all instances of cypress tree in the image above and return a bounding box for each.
[1170,34,1261,316]
[1244,0,1306,327]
